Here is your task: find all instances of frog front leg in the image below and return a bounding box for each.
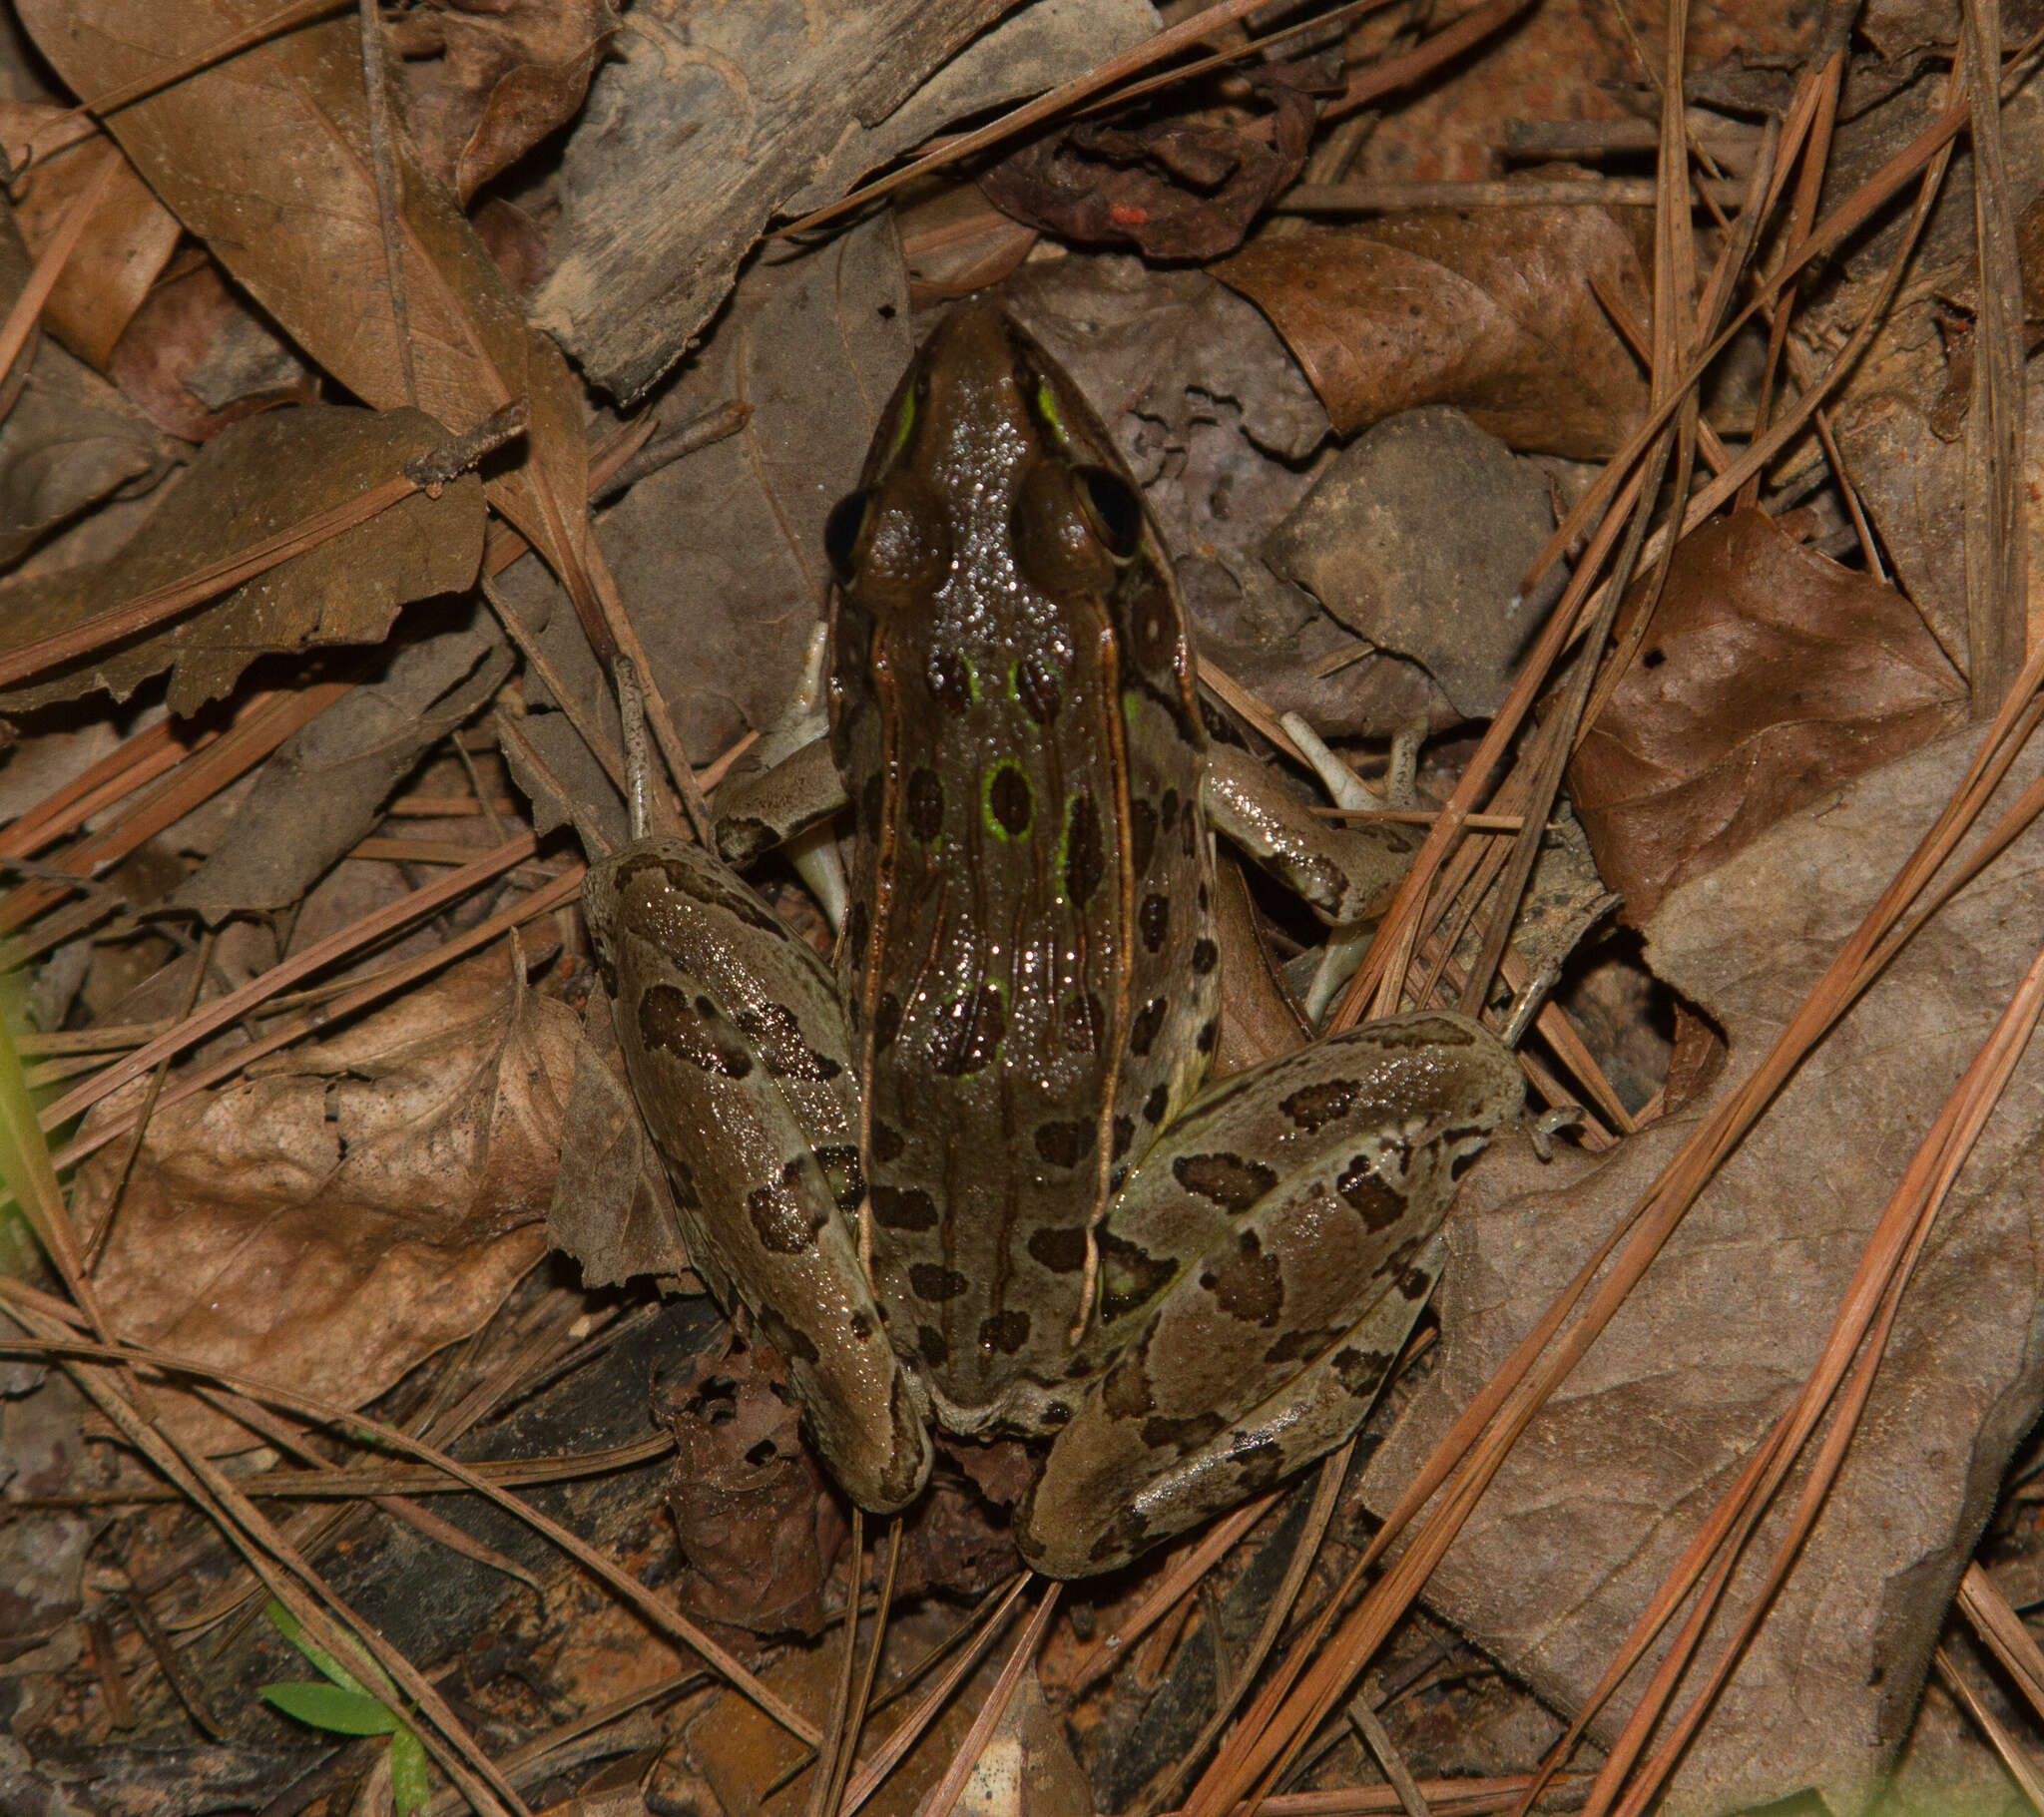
[584,834,932,1513]
[1017,1011,1522,1578]
[1204,740,1421,929]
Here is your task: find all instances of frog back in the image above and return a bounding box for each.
[827,305,1220,1411]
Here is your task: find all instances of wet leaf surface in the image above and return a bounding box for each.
[82,949,575,1455]
[0,404,485,715]
[1215,209,1652,457]
[1569,507,1967,922]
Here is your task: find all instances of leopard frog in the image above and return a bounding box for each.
[584,305,1524,1577]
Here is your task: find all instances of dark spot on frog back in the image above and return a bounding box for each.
[747,1167,825,1253]
[1200,1228,1283,1324]
[640,984,752,1078]
[1015,655,1062,724]
[907,767,945,841]
[910,1262,970,1301]
[1174,1150,1278,1211]
[1337,1156,1406,1231]
[1028,1224,1089,1273]
[988,763,1033,836]
[1034,1120,1096,1168]
[979,1309,1032,1354]
[929,649,974,710]
[928,983,1006,1076]
[870,1182,938,1230]
[1064,792,1103,904]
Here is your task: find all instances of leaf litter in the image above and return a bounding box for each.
[2,0,2044,1814]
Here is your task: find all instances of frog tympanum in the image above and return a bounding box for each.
[583,305,1525,1578]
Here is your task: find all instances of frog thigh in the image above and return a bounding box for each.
[1203,744,1419,926]
[1018,1233,1445,1578]
[585,836,930,1513]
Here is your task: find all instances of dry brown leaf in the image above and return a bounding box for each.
[547,989,690,1289]
[530,0,1012,398]
[0,104,180,371]
[0,403,485,715]
[107,256,319,443]
[170,614,513,919]
[17,0,596,616]
[387,0,619,204]
[1363,723,2044,1816]
[83,948,576,1454]
[979,68,1317,262]
[0,337,174,569]
[661,1342,848,1640]
[1568,507,1966,923]
[1214,209,1652,458]
[497,216,911,765]
[1263,406,1560,718]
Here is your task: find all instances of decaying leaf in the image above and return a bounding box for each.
[107,257,320,444]
[497,216,911,764]
[1214,209,1652,458]
[1569,507,1966,922]
[0,338,174,569]
[980,68,1318,262]
[84,949,576,1454]
[170,613,513,919]
[661,1341,846,1639]
[0,105,180,371]
[1263,405,1560,718]
[547,989,690,1288]
[530,0,1012,397]
[17,0,596,613]
[1364,723,2044,1816]
[386,0,619,204]
[0,404,485,715]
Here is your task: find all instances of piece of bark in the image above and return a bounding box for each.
[530,0,1012,398]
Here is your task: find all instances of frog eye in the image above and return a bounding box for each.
[824,488,874,585]
[1075,467,1143,561]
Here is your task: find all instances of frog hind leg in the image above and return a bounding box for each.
[586,834,931,1514]
[1015,1011,1519,1578]
[1017,1232,1443,1578]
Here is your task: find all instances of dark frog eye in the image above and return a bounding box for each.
[824,488,875,586]
[1076,467,1143,560]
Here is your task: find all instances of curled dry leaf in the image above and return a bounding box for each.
[0,404,485,716]
[83,948,576,1455]
[980,71,1317,262]
[1214,208,1652,458]
[170,613,514,920]
[531,0,1010,397]
[385,0,620,205]
[0,104,180,371]
[547,988,689,1288]
[0,338,174,569]
[107,257,319,444]
[661,1342,847,1639]
[1363,723,2044,1815]
[1568,507,1967,923]
[17,0,595,614]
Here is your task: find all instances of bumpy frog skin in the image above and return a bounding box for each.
[583,305,1524,1577]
